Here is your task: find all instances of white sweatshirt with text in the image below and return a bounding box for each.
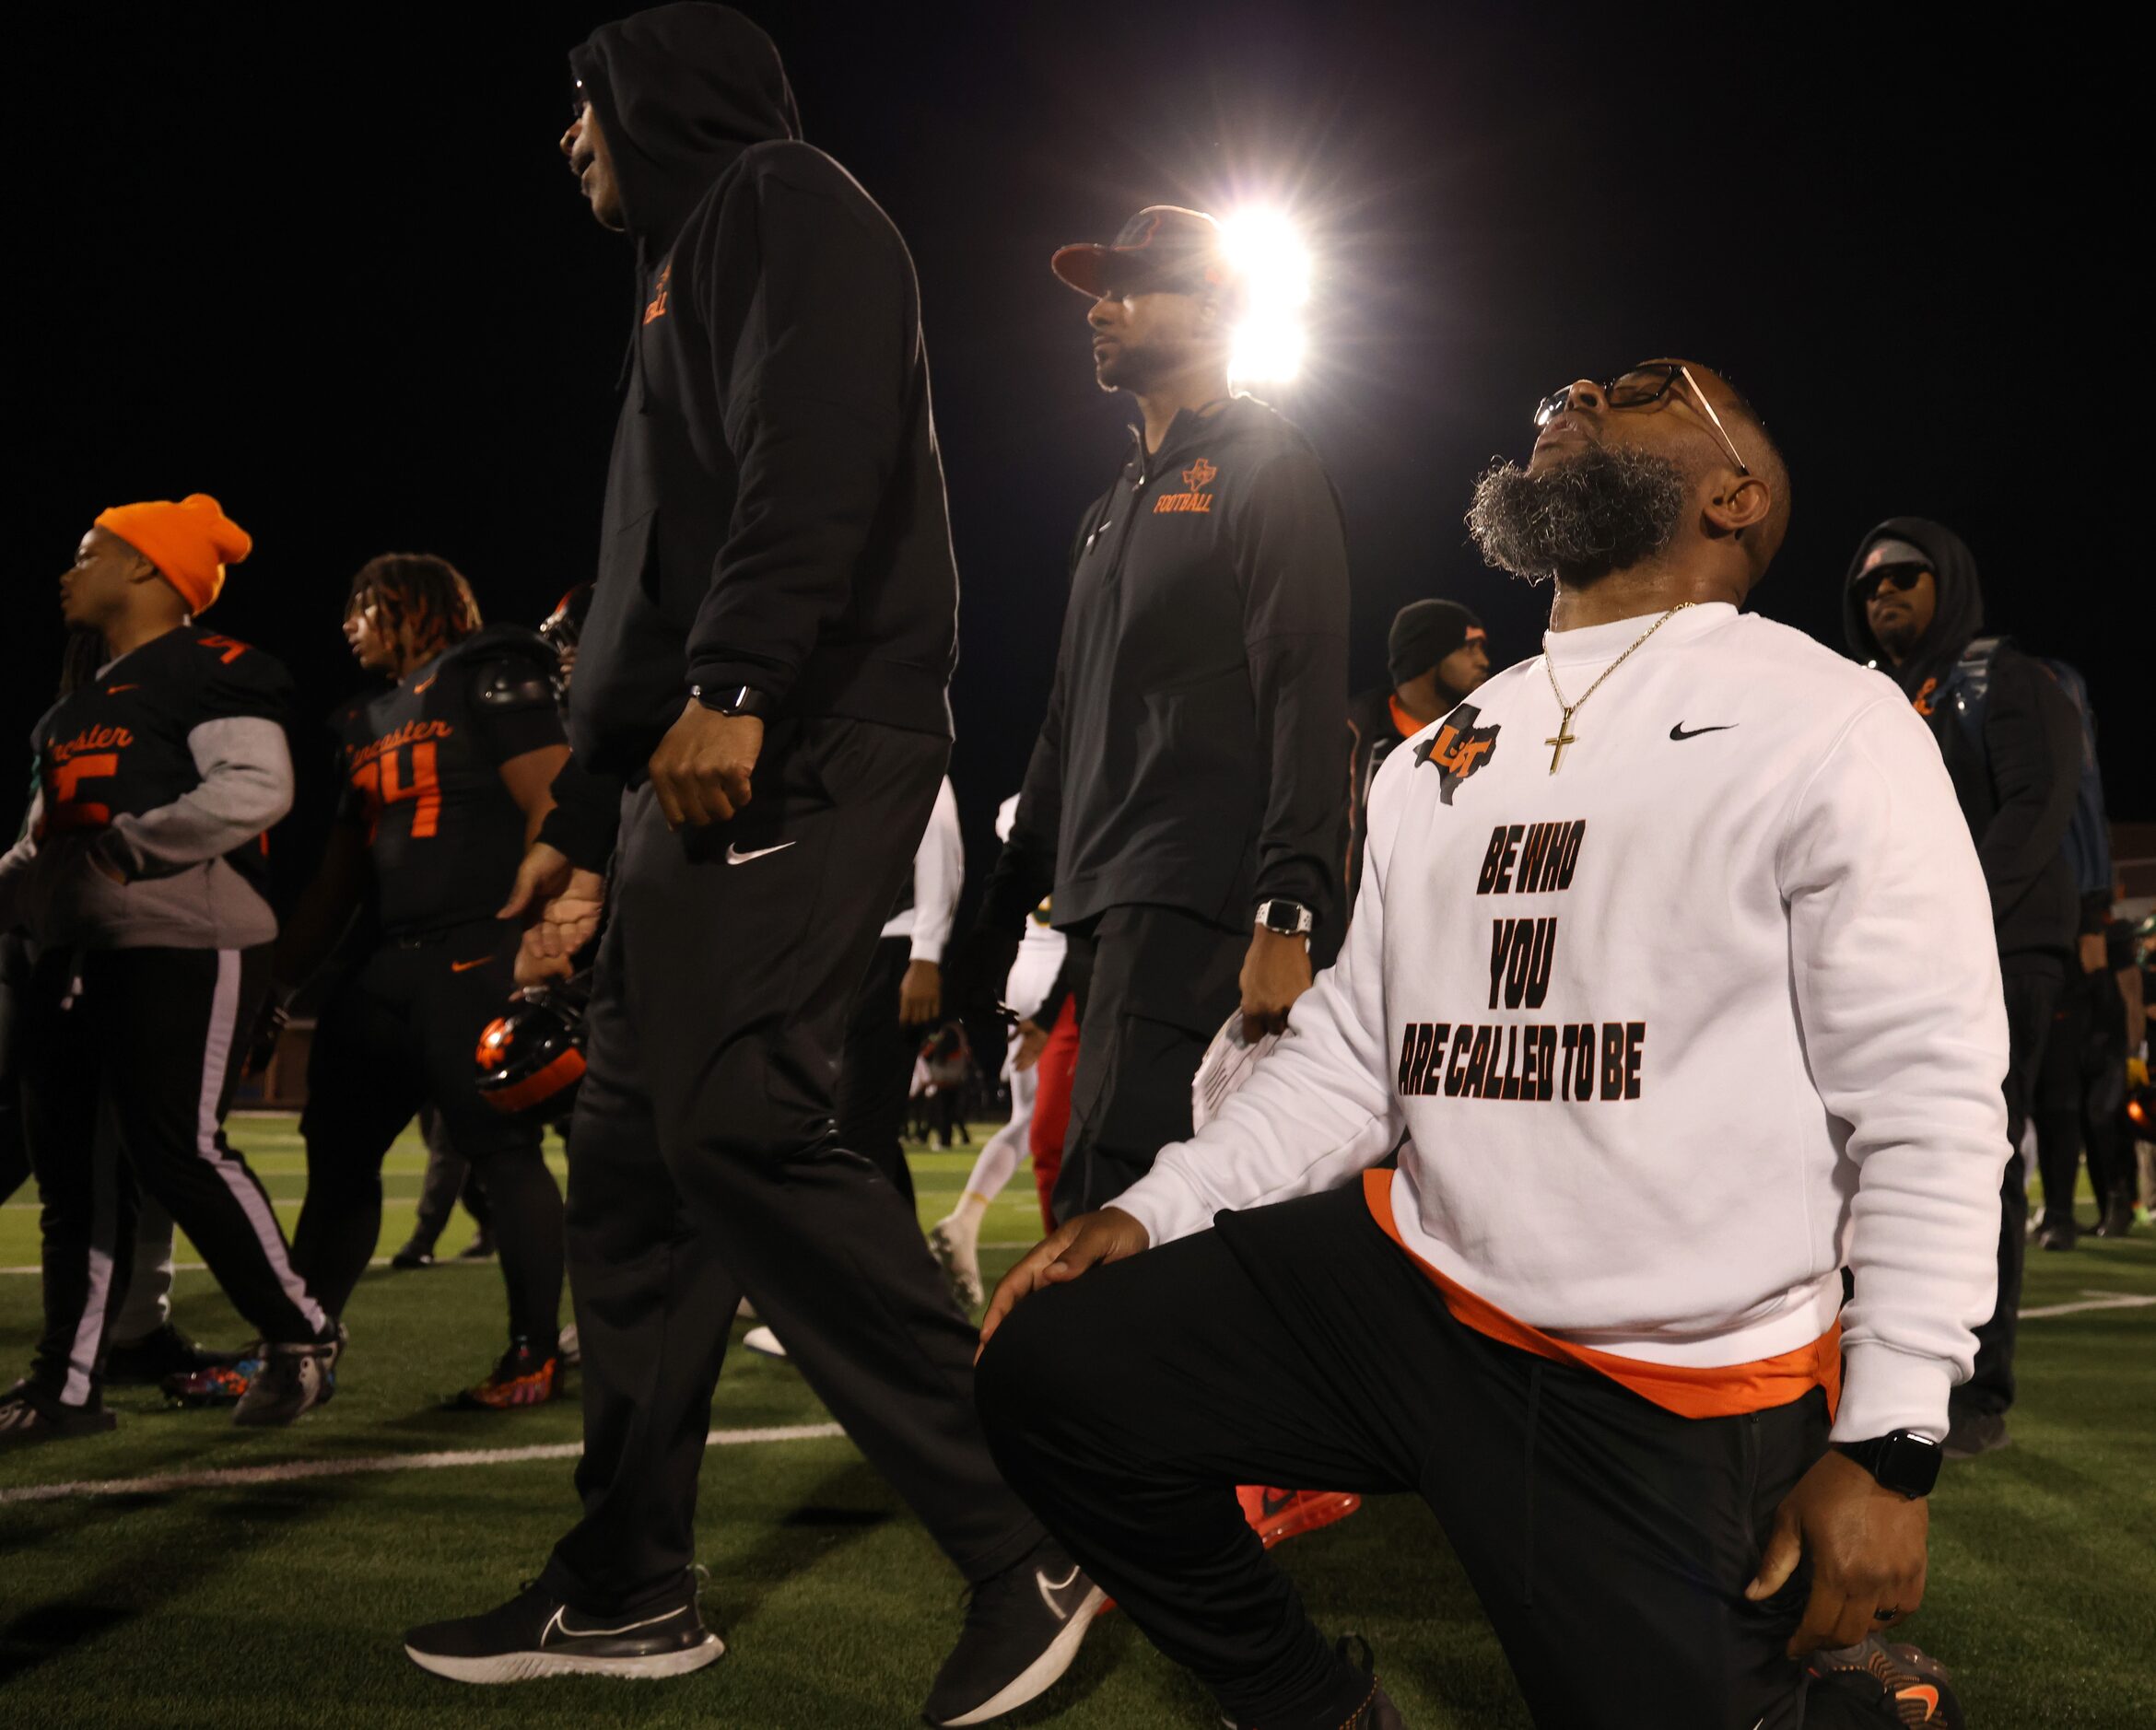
[1114,603,2010,1444]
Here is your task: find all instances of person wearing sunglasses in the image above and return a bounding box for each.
[975,361,2002,1729]
[1845,518,2086,1460]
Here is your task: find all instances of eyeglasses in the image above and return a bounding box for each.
[1853,566,1927,604]
[1534,363,1751,476]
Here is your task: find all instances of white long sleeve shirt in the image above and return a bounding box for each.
[993,792,1068,1020]
[879,776,963,963]
[1115,603,2010,1444]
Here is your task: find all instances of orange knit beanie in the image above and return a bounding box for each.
[93,493,252,615]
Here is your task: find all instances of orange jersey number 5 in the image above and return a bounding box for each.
[39,753,121,836]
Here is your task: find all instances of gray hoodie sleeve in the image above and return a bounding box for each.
[90,717,294,882]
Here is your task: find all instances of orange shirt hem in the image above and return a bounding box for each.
[1362,1168,1841,1422]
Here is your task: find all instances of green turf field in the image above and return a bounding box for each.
[2,1117,2151,1727]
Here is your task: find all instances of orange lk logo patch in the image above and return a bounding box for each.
[644,260,673,325]
[1154,456,1217,515]
[1414,702,1500,805]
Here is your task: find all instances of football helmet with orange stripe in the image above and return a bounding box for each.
[475,976,589,1124]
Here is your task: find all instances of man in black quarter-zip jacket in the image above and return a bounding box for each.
[404,11,1100,1725]
[969,205,1351,1222]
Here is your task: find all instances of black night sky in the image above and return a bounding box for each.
[18,3,2140,900]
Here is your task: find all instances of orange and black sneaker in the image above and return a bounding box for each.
[164,1353,261,1408]
[1807,1633,1963,1727]
[1236,1486,1364,1549]
[457,1343,562,1411]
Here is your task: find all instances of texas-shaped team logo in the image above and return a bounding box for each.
[1414,702,1500,804]
[1154,457,1218,514]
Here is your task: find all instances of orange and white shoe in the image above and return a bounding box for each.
[457,1344,562,1410]
[1236,1486,1363,1549]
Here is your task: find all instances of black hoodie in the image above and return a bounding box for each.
[1844,516,2080,963]
[564,4,957,780]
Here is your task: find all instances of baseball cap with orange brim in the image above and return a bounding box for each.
[1051,205,1228,298]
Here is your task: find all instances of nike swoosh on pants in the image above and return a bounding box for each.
[725,841,797,865]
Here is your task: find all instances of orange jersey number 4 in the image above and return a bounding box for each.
[351,742,441,842]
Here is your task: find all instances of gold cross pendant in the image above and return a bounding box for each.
[1544,719,1577,773]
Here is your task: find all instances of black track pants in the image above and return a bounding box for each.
[2033,981,2132,1218]
[977,1184,1849,1730]
[0,931,29,1206]
[539,718,1042,1613]
[22,944,326,1407]
[1959,959,2058,1420]
[407,1105,491,1254]
[833,935,920,1203]
[292,918,562,1348]
[1051,903,1246,1222]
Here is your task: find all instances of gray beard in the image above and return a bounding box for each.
[1465,445,1686,584]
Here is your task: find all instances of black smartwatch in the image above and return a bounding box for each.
[1832,1430,1943,1499]
[690,683,772,719]
[1255,898,1315,940]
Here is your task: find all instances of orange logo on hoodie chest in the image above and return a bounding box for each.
[644,261,673,325]
[1154,457,1218,514]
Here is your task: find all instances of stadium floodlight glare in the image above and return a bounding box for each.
[1220,207,1311,386]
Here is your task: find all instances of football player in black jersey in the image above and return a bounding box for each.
[0,495,340,1446]
[274,554,571,1409]
[1,630,245,1390]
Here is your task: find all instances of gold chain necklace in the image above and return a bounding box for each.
[1541,602,1693,773]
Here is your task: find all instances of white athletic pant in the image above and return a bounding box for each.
[112,1197,177,1342]
[958,1040,1038,1206]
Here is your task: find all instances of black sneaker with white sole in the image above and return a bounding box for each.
[922,1538,1104,1726]
[404,1579,724,1683]
[0,1380,117,1451]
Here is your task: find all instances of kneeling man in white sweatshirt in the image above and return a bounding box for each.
[976,360,2003,1730]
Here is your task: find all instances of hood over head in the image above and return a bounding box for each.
[571,4,801,257]
[1842,514,1985,697]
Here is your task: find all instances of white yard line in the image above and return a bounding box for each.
[0,1421,847,1505]
[2,1293,2146,1505]
[2017,1289,2156,1320]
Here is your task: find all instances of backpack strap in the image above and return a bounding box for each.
[1939,635,2003,753]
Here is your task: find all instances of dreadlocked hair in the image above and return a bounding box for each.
[347,553,483,670]
[57,626,107,699]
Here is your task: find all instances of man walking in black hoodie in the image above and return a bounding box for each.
[403,10,1098,1722]
[1845,516,2081,1459]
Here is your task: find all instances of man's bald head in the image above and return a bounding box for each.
[1673,360,1792,584]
